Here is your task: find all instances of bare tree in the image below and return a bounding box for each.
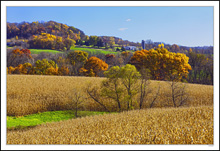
[86,84,110,112]
[69,89,84,118]
[149,85,160,108]
[139,68,151,109]
[166,73,189,107]
[139,68,160,109]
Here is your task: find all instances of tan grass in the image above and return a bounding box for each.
[7,75,213,116]
[7,106,213,144]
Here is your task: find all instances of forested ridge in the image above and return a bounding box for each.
[7,20,213,54]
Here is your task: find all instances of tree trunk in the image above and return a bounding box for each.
[75,107,78,118]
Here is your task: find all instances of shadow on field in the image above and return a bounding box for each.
[7,125,38,132]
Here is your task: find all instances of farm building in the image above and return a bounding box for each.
[124,46,137,51]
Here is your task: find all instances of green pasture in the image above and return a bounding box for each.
[29,49,63,54]
[29,47,119,55]
[7,110,109,129]
[70,46,119,55]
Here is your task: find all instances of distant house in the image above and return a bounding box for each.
[124,46,137,51]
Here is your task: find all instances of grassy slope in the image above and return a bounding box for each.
[29,47,119,55]
[7,110,108,129]
[29,49,63,54]
[70,46,119,55]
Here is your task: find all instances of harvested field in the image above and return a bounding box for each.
[7,106,213,144]
[7,75,213,116]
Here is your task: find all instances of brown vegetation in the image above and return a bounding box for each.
[7,106,213,144]
[7,75,213,116]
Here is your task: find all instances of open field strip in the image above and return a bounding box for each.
[29,47,119,55]
[7,75,213,116]
[70,47,119,55]
[7,106,213,144]
[29,49,63,54]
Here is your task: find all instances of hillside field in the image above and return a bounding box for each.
[6,75,213,144]
[29,49,63,54]
[29,46,119,55]
[7,106,213,144]
[70,46,119,55]
[7,75,213,116]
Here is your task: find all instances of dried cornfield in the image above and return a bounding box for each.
[7,106,213,144]
[7,75,213,116]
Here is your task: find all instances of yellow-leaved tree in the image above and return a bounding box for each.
[129,44,192,80]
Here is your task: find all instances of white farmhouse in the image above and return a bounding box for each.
[124,46,137,51]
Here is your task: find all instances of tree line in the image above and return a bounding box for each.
[7,41,213,85]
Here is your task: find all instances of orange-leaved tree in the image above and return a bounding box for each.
[20,49,31,55]
[80,56,108,77]
[129,44,192,80]
[8,63,33,74]
[7,48,32,67]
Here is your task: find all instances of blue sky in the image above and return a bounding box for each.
[7,6,213,47]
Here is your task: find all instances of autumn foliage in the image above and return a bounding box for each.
[7,48,33,68]
[66,51,88,75]
[20,49,31,55]
[34,59,58,75]
[121,51,131,58]
[105,54,115,61]
[67,51,88,66]
[7,21,85,40]
[58,66,70,76]
[80,57,108,77]
[105,54,115,65]
[8,63,33,74]
[11,48,32,58]
[130,44,192,80]
[28,33,75,51]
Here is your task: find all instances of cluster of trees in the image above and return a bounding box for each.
[130,44,192,81]
[144,42,213,55]
[83,36,106,48]
[6,45,192,80]
[187,49,213,85]
[7,49,110,77]
[8,58,69,76]
[86,64,189,112]
[102,36,142,49]
[75,35,117,50]
[28,33,76,51]
[128,45,213,85]
[7,48,33,67]
[7,42,213,85]
[7,21,85,40]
